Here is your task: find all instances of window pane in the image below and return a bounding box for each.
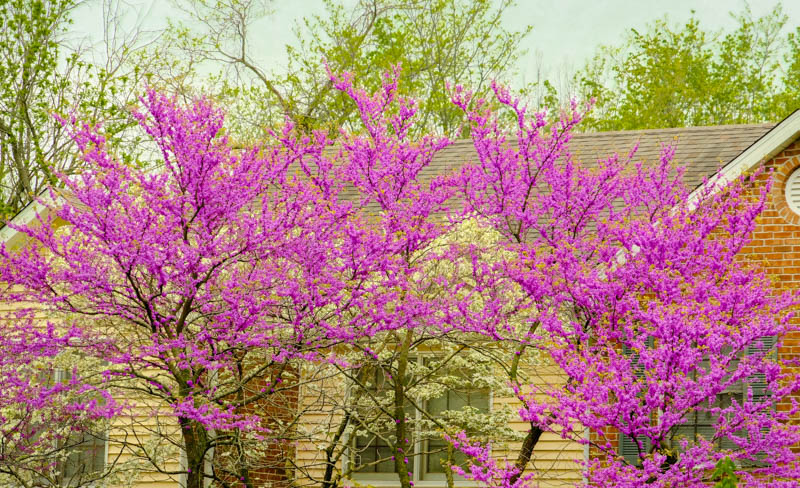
[448,390,467,411]
[357,445,376,470]
[58,431,105,486]
[427,394,448,415]
[669,393,745,452]
[354,433,396,473]
[425,384,490,476]
[375,446,395,473]
[426,438,469,474]
[470,390,490,410]
[426,442,447,474]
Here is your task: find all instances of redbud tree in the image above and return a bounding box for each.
[446,84,800,487]
[0,314,118,487]
[0,88,404,488]
[0,70,508,488]
[296,70,523,488]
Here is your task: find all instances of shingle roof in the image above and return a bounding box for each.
[419,123,775,191]
[0,123,780,234]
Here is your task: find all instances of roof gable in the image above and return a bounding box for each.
[703,109,800,192]
[0,192,60,251]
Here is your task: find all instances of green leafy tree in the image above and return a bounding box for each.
[775,25,800,116]
[576,4,797,131]
[285,0,531,136]
[0,0,79,218]
[0,0,166,221]
[170,0,531,138]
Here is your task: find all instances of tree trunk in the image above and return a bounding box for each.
[508,335,543,483]
[180,417,209,488]
[322,411,351,488]
[444,444,456,488]
[393,330,414,488]
[511,423,543,483]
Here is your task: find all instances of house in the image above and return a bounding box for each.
[2,110,800,488]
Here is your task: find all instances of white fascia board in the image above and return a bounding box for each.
[687,109,800,207]
[0,192,64,248]
[613,111,800,267]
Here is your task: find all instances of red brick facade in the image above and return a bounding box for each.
[748,138,800,431]
[214,368,299,488]
[589,137,800,463]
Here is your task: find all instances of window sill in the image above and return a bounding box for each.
[346,479,480,488]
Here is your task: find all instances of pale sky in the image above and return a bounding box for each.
[71,0,800,86]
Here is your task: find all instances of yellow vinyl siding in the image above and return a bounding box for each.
[293,358,585,488]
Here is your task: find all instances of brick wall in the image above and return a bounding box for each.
[589,137,800,463]
[742,138,800,436]
[214,366,299,488]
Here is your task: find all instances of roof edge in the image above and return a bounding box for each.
[688,109,800,206]
[3,114,797,247]
[0,192,62,249]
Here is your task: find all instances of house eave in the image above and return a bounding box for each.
[688,109,800,206]
[0,192,62,250]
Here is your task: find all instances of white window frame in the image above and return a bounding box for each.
[785,167,800,215]
[347,355,489,487]
[52,368,109,487]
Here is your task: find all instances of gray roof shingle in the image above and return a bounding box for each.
[421,123,775,191]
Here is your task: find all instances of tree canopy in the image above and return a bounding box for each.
[576,4,800,131]
[2,68,799,488]
[1,2,800,487]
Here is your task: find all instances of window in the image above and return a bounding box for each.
[56,431,107,486]
[669,336,775,465]
[669,393,737,450]
[52,369,107,487]
[350,366,409,480]
[618,336,776,464]
[785,168,800,215]
[423,386,490,479]
[349,357,491,484]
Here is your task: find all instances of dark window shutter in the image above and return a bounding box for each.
[619,340,652,464]
[622,343,646,380]
[747,335,776,402]
[620,434,650,465]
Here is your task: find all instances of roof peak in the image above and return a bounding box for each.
[572,122,776,137]
[445,122,778,144]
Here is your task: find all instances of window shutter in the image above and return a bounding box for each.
[623,343,646,380]
[619,341,651,464]
[747,336,777,402]
[620,434,650,465]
